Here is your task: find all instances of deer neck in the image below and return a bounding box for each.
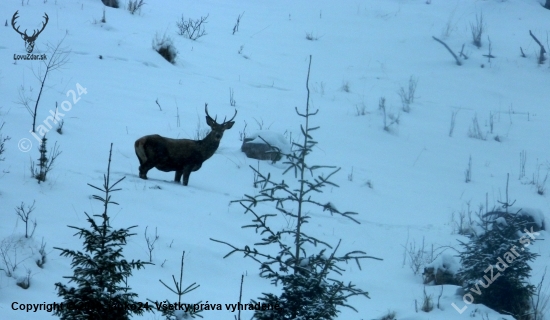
[197,132,221,160]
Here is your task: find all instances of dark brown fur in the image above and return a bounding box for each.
[135,104,236,186]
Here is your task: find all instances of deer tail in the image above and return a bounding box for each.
[134,138,148,163]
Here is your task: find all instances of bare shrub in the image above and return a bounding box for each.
[16,269,32,289]
[15,201,37,238]
[0,238,22,277]
[407,237,432,275]
[529,30,547,65]
[16,40,69,132]
[229,88,236,107]
[522,161,549,195]
[519,150,527,180]
[232,12,244,35]
[451,201,480,236]
[468,114,485,140]
[0,122,10,161]
[421,287,434,312]
[152,32,177,64]
[379,310,397,320]
[533,164,549,196]
[470,12,484,48]
[176,14,208,40]
[449,109,458,137]
[464,155,472,183]
[127,0,145,15]
[379,97,399,132]
[532,268,550,320]
[305,31,319,41]
[355,103,367,116]
[398,75,418,112]
[144,226,158,263]
[35,238,46,268]
[340,81,350,92]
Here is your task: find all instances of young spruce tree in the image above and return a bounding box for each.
[54,143,150,320]
[31,135,61,183]
[457,207,539,318]
[212,56,381,320]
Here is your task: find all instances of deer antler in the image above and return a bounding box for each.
[205,103,237,124]
[205,103,217,122]
[11,11,26,37]
[225,108,237,124]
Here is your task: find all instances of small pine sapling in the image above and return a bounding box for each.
[54,143,150,320]
[148,251,202,319]
[30,135,61,183]
[212,56,382,320]
[456,177,539,318]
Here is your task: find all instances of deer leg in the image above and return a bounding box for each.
[182,167,193,186]
[138,162,154,180]
[174,170,183,183]
[138,166,149,179]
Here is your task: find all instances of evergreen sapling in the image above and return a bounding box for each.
[212,56,382,320]
[54,143,150,320]
[31,135,61,183]
[456,210,539,317]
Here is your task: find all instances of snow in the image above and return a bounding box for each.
[425,253,460,277]
[517,207,546,230]
[0,0,549,319]
[245,130,291,155]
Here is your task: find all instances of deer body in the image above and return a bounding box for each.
[135,104,236,186]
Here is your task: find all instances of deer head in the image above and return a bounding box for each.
[205,103,237,142]
[12,11,49,53]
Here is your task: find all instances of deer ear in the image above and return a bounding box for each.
[206,116,215,126]
[224,121,235,129]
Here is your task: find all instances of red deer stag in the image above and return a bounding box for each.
[134,104,236,186]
